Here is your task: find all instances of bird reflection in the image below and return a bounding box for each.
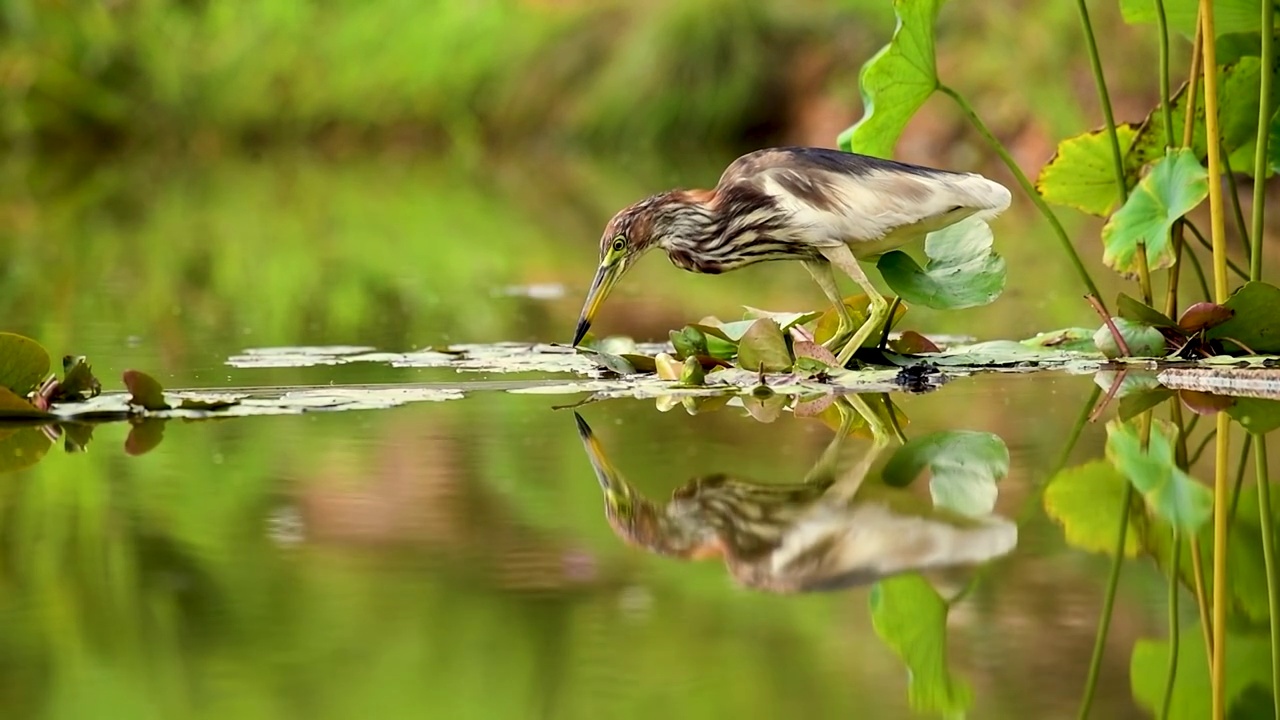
[575,395,1016,593]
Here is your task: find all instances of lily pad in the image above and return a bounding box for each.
[890,330,941,354]
[870,574,973,715]
[1102,149,1208,276]
[0,387,51,420]
[838,0,942,156]
[1036,124,1140,216]
[1177,302,1234,333]
[123,370,171,411]
[1020,327,1098,353]
[679,357,706,387]
[1206,281,1280,353]
[1117,293,1178,329]
[882,430,1010,516]
[1093,318,1167,358]
[877,217,1006,310]
[812,294,907,347]
[1043,460,1142,557]
[742,307,823,331]
[655,353,682,381]
[52,355,102,402]
[0,332,51,397]
[736,319,793,372]
[1106,418,1212,533]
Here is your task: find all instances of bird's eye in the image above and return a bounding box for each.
[612,237,626,252]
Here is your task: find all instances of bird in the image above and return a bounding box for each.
[571,146,1012,366]
[572,399,1017,593]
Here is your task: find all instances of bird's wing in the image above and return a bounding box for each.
[718,148,1011,255]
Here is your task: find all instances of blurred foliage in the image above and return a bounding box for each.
[0,0,887,153]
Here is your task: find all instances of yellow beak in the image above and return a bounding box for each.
[574,412,619,491]
[572,260,623,346]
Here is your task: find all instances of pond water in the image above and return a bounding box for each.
[2,152,1277,719]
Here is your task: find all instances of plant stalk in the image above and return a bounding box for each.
[1166,24,1205,317]
[939,84,1105,303]
[1213,414,1230,720]
[1161,531,1181,720]
[1201,2,1229,304]
[1255,436,1279,720]
[1251,0,1274,281]
[1201,3,1230,708]
[1078,483,1134,720]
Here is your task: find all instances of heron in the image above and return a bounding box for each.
[571,147,1011,366]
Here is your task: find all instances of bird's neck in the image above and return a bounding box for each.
[653,189,722,254]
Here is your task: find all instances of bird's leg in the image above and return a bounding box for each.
[821,394,891,504]
[819,244,888,367]
[802,260,854,351]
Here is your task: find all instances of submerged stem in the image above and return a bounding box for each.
[1255,436,1279,720]
[1161,531,1181,720]
[938,84,1104,303]
[1078,483,1134,720]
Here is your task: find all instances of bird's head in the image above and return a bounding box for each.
[573,412,714,558]
[572,191,714,345]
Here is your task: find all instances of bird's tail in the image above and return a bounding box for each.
[951,172,1012,221]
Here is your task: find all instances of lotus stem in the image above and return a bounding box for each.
[1252,0,1274,281]
[938,84,1105,304]
[1078,483,1133,720]
[1161,530,1180,720]
[1255,436,1279,720]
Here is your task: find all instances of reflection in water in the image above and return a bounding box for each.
[575,395,1017,593]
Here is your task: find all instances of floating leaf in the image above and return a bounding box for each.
[1177,302,1234,333]
[177,396,241,411]
[1106,418,1212,532]
[741,307,822,331]
[838,0,943,157]
[0,387,51,419]
[878,217,1006,309]
[670,326,708,359]
[1036,124,1140,216]
[678,357,705,387]
[124,419,166,456]
[1044,461,1142,556]
[1117,292,1178,328]
[882,430,1009,516]
[890,330,941,354]
[736,319,792,373]
[1102,149,1208,275]
[870,574,973,715]
[619,354,658,373]
[52,355,102,402]
[1093,318,1167,358]
[579,348,636,375]
[0,332,51,397]
[793,341,837,376]
[1206,281,1280,353]
[1020,327,1098,353]
[654,353,682,381]
[122,370,171,411]
[812,294,907,347]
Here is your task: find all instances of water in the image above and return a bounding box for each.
[1,153,1273,719]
